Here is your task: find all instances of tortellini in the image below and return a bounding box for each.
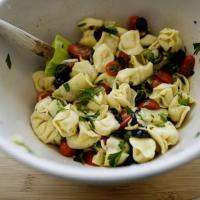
[35,96,53,114]
[129,137,156,163]
[93,44,114,73]
[168,93,195,128]
[31,111,61,145]
[95,72,115,88]
[87,91,107,111]
[173,73,190,94]
[70,60,97,82]
[32,71,55,92]
[140,34,157,47]
[104,137,130,167]
[107,83,137,111]
[52,104,79,137]
[78,17,104,31]
[94,32,119,54]
[150,83,176,108]
[67,122,100,149]
[119,30,143,56]
[79,30,97,47]
[116,27,128,36]
[147,121,179,154]
[92,148,106,166]
[116,62,153,86]
[137,108,168,126]
[158,28,183,52]
[53,73,93,102]
[94,111,120,136]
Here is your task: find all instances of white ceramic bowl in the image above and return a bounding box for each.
[0,0,200,184]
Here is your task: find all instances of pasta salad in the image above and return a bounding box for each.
[31,16,195,167]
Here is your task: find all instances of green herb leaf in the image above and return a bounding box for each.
[77,87,102,105]
[193,43,200,55]
[63,82,70,92]
[159,113,168,122]
[178,93,190,106]
[79,112,99,130]
[157,124,165,128]
[13,140,33,153]
[103,26,118,35]
[108,151,122,167]
[119,141,126,151]
[77,22,86,27]
[5,54,12,70]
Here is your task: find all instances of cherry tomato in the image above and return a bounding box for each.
[97,83,112,94]
[36,91,52,102]
[59,140,76,157]
[68,43,93,59]
[155,71,173,84]
[85,151,97,166]
[119,109,132,129]
[151,77,163,88]
[105,61,121,76]
[179,55,195,77]
[118,51,131,64]
[138,99,160,110]
[127,16,139,30]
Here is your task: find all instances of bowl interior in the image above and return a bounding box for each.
[0,0,200,184]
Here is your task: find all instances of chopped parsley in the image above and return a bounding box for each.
[63,82,70,92]
[159,113,168,123]
[108,141,126,167]
[193,43,200,55]
[13,139,33,154]
[5,53,12,70]
[178,93,190,106]
[77,87,102,105]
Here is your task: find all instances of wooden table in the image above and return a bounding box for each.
[0,151,200,200]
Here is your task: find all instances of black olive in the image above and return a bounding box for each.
[162,63,179,74]
[169,50,186,65]
[136,17,148,32]
[115,56,129,69]
[112,129,126,138]
[53,64,71,88]
[135,90,147,105]
[132,129,150,138]
[94,28,103,41]
[130,112,137,126]
[110,108,122,122]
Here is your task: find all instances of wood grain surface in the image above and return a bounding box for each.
[0,151,200,200]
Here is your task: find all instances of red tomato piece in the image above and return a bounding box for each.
[97,83,112,94]
[155,71,173,84]
[127,16,139,30]
[105,61,121,76]
[85,151,97,166]
[179,55,195,77]
[118,51,131,63]
[119,109,132,129]
[68,43,93,59]
[138,99,160,110]
[151,77,163,89]
[36,91,52,102]
[59,140,76,157]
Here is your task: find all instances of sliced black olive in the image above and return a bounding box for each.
[136,17,148,32]
[110,108,122,122]
[94,28,103,41]
[130,112,137,126]
[112,129,126,138]
[131,129,150,138]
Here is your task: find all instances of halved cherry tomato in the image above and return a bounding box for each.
[155,71,173,84]
[105,61,121,76]
[36,91,52,102]
[101,136,108,145]
[68,43,93,59]
[127,16,139,30]
[97,83,112,94]
[59,140,76,157]
[118,51,131,64]
[85,151,97,166]
[138,99,160,110]
[151,77,163,89]
[179,55,195,77]
[119,109,132,129]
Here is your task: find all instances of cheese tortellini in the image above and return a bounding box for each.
[158,28,183,52]
[30,16,195,168]
[119,30,143,56]
[107,83,137,111]
[32,71,55,92]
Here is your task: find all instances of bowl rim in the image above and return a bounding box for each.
[0,137,200,184]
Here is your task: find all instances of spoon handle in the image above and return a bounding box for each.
[0,19,54,59]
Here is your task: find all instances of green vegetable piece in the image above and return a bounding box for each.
[63,82,70,92]
[45,35,71,76]
[178,93,190,106]
[108,151,122,167]
[193,42,200,55]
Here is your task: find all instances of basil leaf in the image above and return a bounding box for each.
[193,43,200,55]
[63,82,70,92]
[108,151,122,167]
